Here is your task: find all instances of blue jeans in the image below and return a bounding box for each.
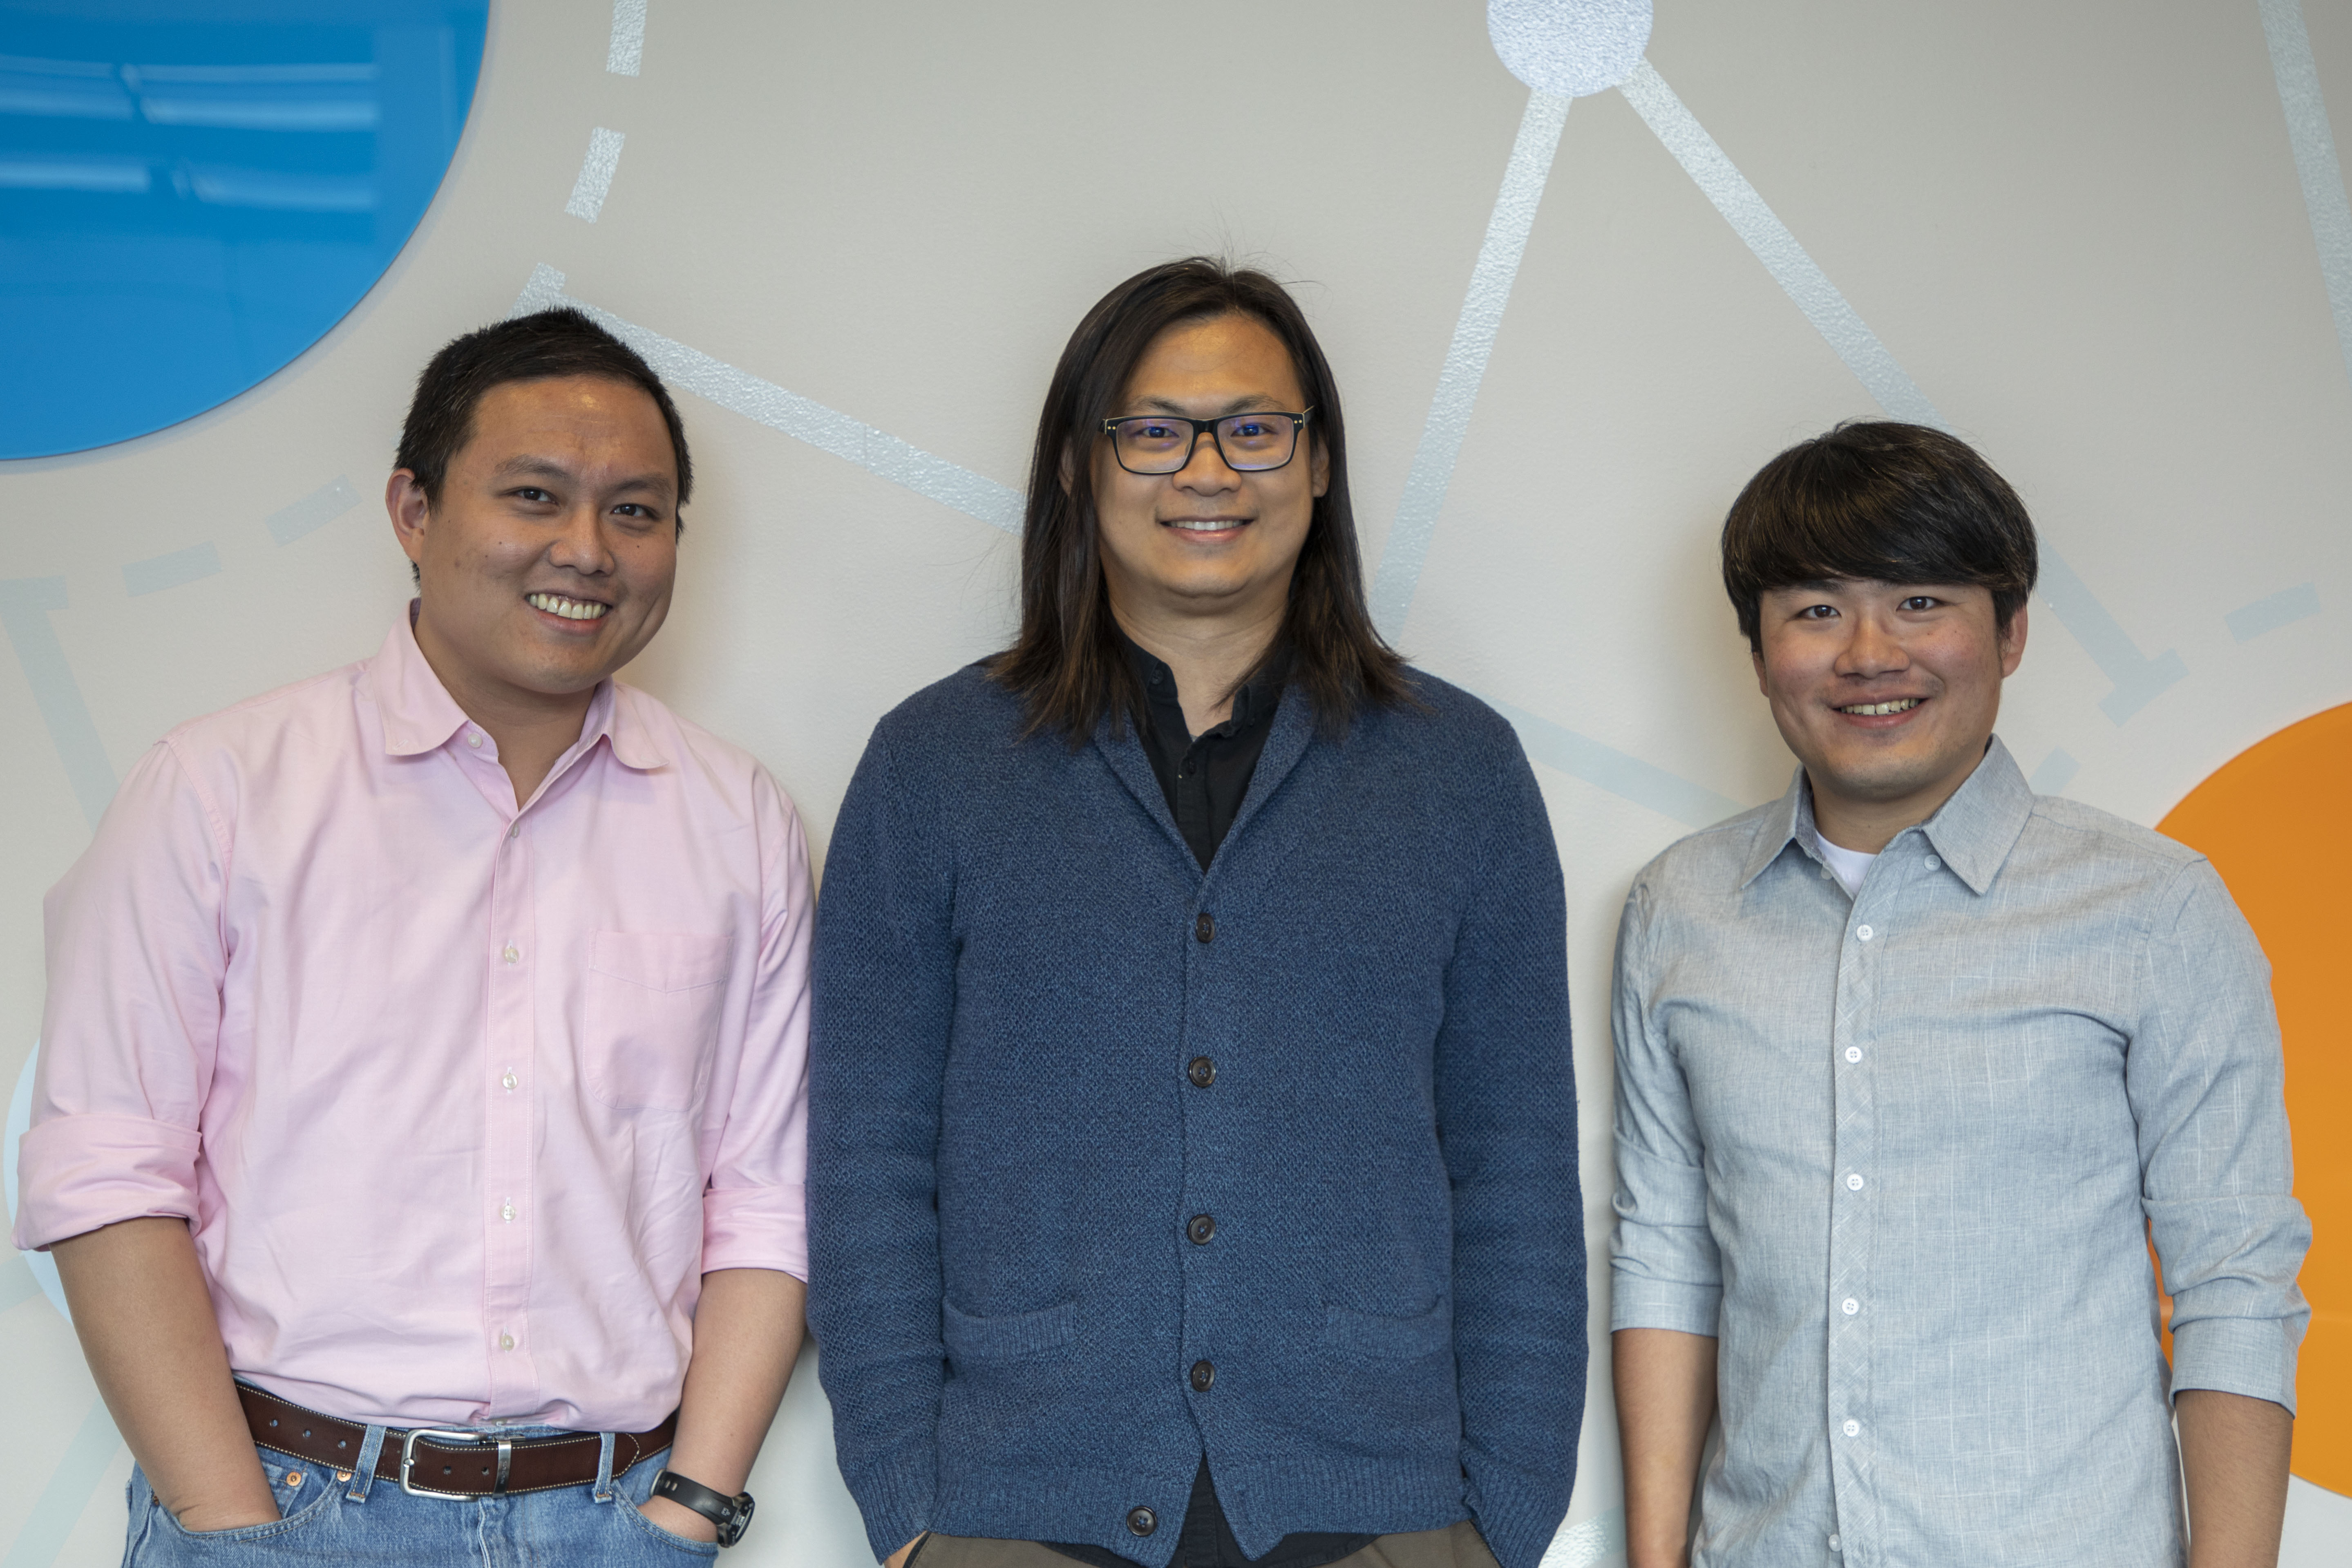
[125,1427,715,1565]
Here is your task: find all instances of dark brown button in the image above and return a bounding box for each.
[1187,1056,1216,1088]
[1127,1506,1158,1536]
[1194,912,1215,943]
[1187,1214,1216,1245]
[1189,1360,1215,1392]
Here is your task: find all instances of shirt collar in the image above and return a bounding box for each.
[367,604,666,770]
[1118,629,1290,740]
[1737,734,2033,896]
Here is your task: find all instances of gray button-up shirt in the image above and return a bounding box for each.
[1610,738,2308,1568]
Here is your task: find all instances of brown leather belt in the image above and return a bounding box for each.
[236,1384,677,1498]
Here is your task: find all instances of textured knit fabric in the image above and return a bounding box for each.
[808,664,1585,1568]
[1610,738,2310,1568]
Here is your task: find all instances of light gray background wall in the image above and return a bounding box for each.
[4,2,2349,1563]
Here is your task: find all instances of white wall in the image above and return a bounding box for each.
[4,2,2349,1562]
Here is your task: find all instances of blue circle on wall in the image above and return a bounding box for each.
[0,1,490,459]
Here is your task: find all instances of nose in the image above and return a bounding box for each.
[546,501,616,575]
[1171,426,1242,491]
[1836,607,1906,677]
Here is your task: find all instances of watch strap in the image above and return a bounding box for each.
[649,1468,754,1548]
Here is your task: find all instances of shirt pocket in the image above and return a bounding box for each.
[584,931,733,1113]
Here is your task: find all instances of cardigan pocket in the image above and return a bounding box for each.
[941,1298,1078,1364]
[1323,1296,1452,1361]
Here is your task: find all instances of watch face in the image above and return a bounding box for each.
[718,1494,753,1548]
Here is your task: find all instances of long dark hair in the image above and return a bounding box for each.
[988,257,1411,743]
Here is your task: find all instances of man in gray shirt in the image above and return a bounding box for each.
[1610,421,2309,1568]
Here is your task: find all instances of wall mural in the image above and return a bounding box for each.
[2,0,2348,1562]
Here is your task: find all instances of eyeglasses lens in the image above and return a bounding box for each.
[1111,416,1297,474]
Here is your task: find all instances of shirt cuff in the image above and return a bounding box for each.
[9,1114,200,1252]
[701,1182,807,1281]
[1608,1270,1722,1337]
[2169,1312,2303,1414]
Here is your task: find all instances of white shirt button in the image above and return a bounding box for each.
[1844,1046,1862,1063]
[1856,924,1874,942]
[1829,1534,1841,1551]
[1842,1419,1860,1437]
[1842,1297,1860,1315]
[1923,855,1939,870]
[502,944,519,965]
[467,731,483,749]
[498,1333,514,1351]
[502,1070,518,1090]
[500,1201,516,1222]
[508,822,520,840]
[1847,1172,1866,1191]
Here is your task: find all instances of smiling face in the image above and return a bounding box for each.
[390,374,679,714]
[1753,577,2027,850]
[1089,312,1328,633]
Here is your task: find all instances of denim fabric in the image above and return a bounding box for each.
[124,1435,714,1565]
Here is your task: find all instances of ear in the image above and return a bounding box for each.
[1998,602,2028,678]
[387,470,431,568]
[1751,644,1770,696]
[1058,439,1081,497]
[1309,436,1330,500]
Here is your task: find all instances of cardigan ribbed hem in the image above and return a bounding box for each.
[842,1454,934,1564]
[1464,1456,1576,1568]
[935,1459,1471,1568]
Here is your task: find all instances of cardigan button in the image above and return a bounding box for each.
[1189,1360,1215,1392]
[1187,1056,1216,1088]
[1127,1506,1158,1536]
[1194,912,1215,943]
[1187,1214,1216,1245]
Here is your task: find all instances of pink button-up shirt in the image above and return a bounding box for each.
[13,613,811,1432]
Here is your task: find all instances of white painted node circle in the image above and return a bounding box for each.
[1489,0,1653,98]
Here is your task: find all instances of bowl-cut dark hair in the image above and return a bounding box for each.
[1722,420,2038,652]
[395,306,693,529]
[989,257,1410,743]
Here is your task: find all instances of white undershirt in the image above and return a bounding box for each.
[1814,832,1877,896]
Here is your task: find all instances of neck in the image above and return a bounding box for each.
[1807,750,1985,855]
[1110,593,1284,736]
[411,618,598,807]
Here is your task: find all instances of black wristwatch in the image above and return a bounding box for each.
[649,1469,755,1548]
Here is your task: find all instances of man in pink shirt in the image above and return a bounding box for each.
[12,308,810,1561]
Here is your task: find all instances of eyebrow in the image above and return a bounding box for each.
[489,456,675,501]
[1126,395,1292,417]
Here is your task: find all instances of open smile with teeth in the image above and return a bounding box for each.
[527,592,609,622]
[1839,698,1922,716]
[1166,518,1248,532]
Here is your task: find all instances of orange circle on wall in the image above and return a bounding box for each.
[2158,700,2350,1495]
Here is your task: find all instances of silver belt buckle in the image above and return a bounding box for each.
[399,1428,513,1498]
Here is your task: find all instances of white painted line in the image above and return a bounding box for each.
[1370,88,1572,639]
[1617,59,1941,426]
[510,265,1024,534]
[608,0,646,77]
[564,127,626,222]
[2258,0,2352,388]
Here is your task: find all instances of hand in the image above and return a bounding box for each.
[174,1496,283,1534]
[885,1533,927,1568]
[637,1494,721,1544]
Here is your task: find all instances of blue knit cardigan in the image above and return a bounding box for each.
[806,664,1585,1568]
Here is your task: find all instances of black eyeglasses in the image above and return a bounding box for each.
[1101,409,1314,475]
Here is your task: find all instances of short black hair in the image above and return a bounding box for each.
[1721,420,2037,652]
[395,306,693,522]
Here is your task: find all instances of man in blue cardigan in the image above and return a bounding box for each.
[809,259,1586,1568]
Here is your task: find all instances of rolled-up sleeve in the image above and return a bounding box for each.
[1608,880,1723,1337]
[699,771,813,1280]
[2132,860,2310,1410]
[13,742,227,1252]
